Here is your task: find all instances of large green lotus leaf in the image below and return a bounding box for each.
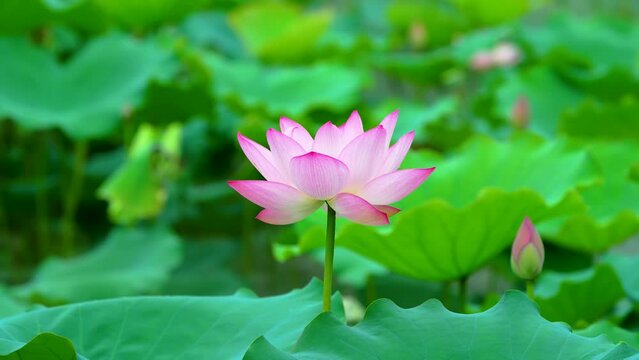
[13,226,182,304]
[0,333,78,360]
[162,239,245,296]
[453,0,531,26]
[0,34,169,139]
[559,98,639,141]
[603,253,639,302]
[97,123,182,224]
[335,190,580,281]
[244,291,638,359]
[578,321,639,350]
[0,280,342,360]
[370,50,455,85]
[534,264,625,328]
[386,0,467,48]
[91,0,210,28]
[520,14,639,71]
[402,134,600,209]
[228,2,331,63]
[180,11,246,58]
[372,96,457,144]
[0,0,50,34]
[0,287,28,318]
[494,67,583,138]
[205,54,367,117]
[133,79,215,126]
[335,189,580,281]
[549,142,639,253]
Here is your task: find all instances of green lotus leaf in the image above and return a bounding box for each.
[372,96,458,144]
[13,226,183,304]
[371,50,455,85]
[559,98,639,141]
[0,280,342,360]
[603,253,639,302]
[180,11,245,58]
[228,2,332,63]
[244,290,638,359]
[97,123,182,224]
[534,264,624,328]
[0,34,169,139]
[133,79,215,126]
[402,134,600,209]
[91,0,210,28]
[494,67,583,138]
[335,189,578,281]
[0,333,78,360]
[630,162,639,183]
[548,142,639,253]
[0,287,28,318]
[205,54,367,117]
[0,0,51,35]
[162,239,245,296]
[387,0,466,48]
[453,0,531,26]
[578,321,639,350]
[520,13,639,71]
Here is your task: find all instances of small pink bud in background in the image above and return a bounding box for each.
[121,104,133,120]
[511,95,530,129]
[511,217,545,280]
[409,21,427,50]
[470,51,494,71]
[492,42,521,67]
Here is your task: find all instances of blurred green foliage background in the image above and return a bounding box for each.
[1,0,639,341]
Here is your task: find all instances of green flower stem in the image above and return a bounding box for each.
[34,132,51,259]
[61,140,88,256]
[322,205,336,312]
[526,280,535,299]
[458,276,468,313]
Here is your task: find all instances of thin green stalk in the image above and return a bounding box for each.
[322,206,336,312]
[458,276,468,313]
[365,275,378,305]
[526,280,535,300]
[0,193,9,277]
[441,281,451,309]
[35,132,51,259]
[61,140,88,256]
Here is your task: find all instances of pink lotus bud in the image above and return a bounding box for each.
[121,104,133,120]
[511,95,530,129]
[409,21,427,50]
[228,111,435,226]
[511,217,544,280]
[491,42,521,67]
[470,51,494,71]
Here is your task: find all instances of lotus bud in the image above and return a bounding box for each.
[511,217,544,280]
[409,21,427,50]
[492,42,521,67]
[470,51,494,71]
[511,95,530,129]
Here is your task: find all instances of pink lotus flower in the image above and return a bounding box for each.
[511,217,545,280]
[228,111,435,226]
